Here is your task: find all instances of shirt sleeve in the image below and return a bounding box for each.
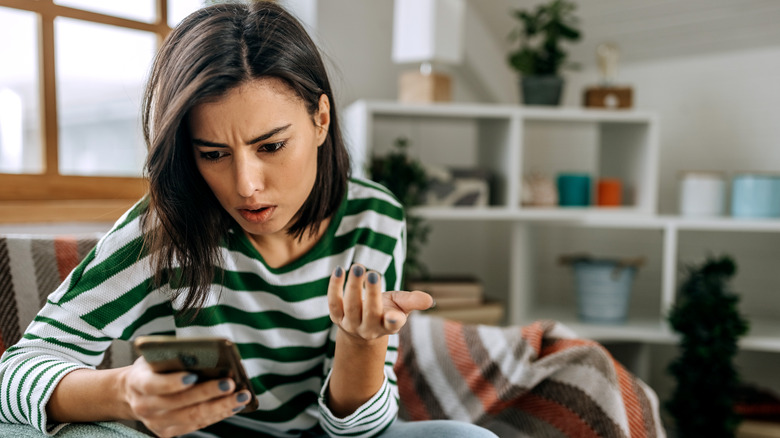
[0,216,173,435]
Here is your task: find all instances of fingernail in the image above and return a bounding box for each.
[233,406,243,413]
[182,374,198,385]
[367,272,379,284]
[219,379,231,392]
[431,300,437,309]
[334,266,344,278]
[236,392,249,403]
[352,265,364,277]
[387,318,398,324]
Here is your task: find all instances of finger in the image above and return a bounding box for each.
[343,264,365,325]
[130,357,200,396]
[150,389,252,437]
[363,271,384,326]
[144,377,235,416]
[383,308,407,333]
[327,266,346,323]
[390,290,435,312]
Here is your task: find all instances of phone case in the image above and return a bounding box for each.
[133,336,258,413]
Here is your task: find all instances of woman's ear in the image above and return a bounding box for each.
[314,94,331,147]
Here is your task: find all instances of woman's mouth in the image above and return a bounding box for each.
[238,206,276,224]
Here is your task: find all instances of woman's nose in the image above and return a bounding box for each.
[235,157,263,198]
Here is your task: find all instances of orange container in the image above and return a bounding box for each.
[597,178,622,206]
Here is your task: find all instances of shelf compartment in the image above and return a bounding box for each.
[343,100,517,208]
[676,229,780,324]
[417,220,513,312]
[519,117,658,214]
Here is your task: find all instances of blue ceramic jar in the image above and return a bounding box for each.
[731,173,780,218]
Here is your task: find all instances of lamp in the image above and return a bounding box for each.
[392,0,465,103]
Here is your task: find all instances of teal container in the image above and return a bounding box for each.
[573,260,636,324]
[557,173,591,206]
[731,173,780,218]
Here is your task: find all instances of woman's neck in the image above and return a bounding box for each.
[245,218,331,269]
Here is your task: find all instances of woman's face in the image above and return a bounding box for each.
[189,78,330,242]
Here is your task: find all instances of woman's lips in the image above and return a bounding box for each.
[238,206,276,223]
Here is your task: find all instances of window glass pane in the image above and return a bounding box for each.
[55,18,155,177]
[0,7,43,174]
[54,0,156,24]
[168,0,206,27]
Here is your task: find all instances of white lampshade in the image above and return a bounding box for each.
[392,0,465,66]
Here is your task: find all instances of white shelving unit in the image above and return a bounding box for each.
[342,100,780,359]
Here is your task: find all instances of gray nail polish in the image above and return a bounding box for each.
[182,374,198,385]
[219,379,231,392]
[334,266,344,278]
[367,272,379,284]
[233,406,243,413]
[352,265,364,277]
[236,392,249,402]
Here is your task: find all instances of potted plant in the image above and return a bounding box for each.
[369,137,431,284]
[666,255,750,437]
[507,0,582,106]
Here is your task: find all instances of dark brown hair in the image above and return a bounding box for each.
[141,1,350,313]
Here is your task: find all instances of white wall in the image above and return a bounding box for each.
[314,0,399,110]
[313,0,488,110]
[310,1,780,215]
[565,46,780,214]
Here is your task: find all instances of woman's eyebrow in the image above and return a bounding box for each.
[245,124,291,144]
[192,124,292,147]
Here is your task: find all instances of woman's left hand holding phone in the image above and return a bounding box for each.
[119,357,251,437]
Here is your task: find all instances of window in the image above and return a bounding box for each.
[0,0,206,222]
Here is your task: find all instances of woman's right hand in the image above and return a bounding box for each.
[120,356,251,437]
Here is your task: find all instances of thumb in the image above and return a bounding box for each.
[391,290,434,312]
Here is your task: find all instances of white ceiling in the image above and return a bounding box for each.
[470,0,780,69]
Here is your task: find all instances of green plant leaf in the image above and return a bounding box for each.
[368,137,430,285]
[506,0,582,76]
[666,255,749,437]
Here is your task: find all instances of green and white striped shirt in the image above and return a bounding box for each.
[0,178,405,437]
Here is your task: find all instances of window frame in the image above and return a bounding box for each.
[0,0,172,222]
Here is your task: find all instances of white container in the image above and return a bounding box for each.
[679,171,726,217]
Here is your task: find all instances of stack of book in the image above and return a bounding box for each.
[736,384,780,438]
[738,420,780,438]
[406,276,504,325]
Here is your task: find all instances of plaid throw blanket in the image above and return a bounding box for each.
[394,313,665,437]
[0,235,99,350]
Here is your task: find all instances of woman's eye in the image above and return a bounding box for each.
[260,141,286,153]
[200,150,227,161]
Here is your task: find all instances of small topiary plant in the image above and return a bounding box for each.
[369,137,430,284]
[666,255,750,437]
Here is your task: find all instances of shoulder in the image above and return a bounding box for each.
[339,178,406,241]
[346,178,404,220]
[46,198,152,303]
[91,197,150,259]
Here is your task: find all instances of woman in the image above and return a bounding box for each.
[0,3,495,438]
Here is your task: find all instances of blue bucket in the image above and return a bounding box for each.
[573,260,636,324]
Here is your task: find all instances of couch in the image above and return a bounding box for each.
[0,233,665,437]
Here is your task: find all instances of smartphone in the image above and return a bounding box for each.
[133,336,258,413]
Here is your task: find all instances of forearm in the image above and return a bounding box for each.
[47,367,134,423]
[327,329,389,418]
